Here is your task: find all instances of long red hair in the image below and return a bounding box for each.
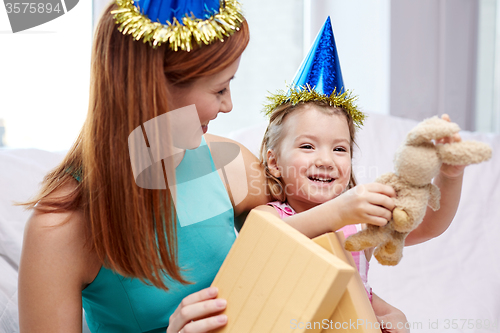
[23,2,250,289]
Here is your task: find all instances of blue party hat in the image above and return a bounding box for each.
[112,0,244,51]
[264,17,364,127]
[291,17,345,96]
[135,0,220,24]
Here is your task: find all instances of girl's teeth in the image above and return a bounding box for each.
[310,177,332,182]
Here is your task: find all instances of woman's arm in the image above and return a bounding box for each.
[18,184,100,333]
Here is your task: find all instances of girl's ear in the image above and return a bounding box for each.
[266,149,281,178]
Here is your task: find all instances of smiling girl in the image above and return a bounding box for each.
[255,97,410,332]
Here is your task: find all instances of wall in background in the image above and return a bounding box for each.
[390,0,479,131]
[306,0,391,117]
[214,0,393,138]
[0,1,92,151]
[208,0,304,137]
[476,0,500,133]
[389,0,499,133]
[1,0,498,151]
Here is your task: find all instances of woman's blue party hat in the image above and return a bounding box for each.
[112,0,244,51]
[135,0,220,24]
[291,16,345,96]
[264,17,364,127]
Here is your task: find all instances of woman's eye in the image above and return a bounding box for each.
[217,88,227,95]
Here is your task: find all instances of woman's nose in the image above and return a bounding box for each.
[220,93,233,113]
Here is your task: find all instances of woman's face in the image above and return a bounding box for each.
[167,57,241,135]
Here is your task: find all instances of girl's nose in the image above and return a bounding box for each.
[314,149,336,169]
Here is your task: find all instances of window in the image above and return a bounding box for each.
[0,1,92,150]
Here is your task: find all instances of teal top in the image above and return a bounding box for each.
[81,138,236,333]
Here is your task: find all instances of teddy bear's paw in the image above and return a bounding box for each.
[392,208,414,233]
[374,242,403,266]
[344,235,377,252]
[344,237,361,252]
[374,252,400,266]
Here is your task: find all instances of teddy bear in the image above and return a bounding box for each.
[344,116,492,266]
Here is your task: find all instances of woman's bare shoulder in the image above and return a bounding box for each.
[19,180,101,332]
[23,179,99,285]
[26,179,84,230]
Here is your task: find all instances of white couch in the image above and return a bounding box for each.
[1,114,498,332]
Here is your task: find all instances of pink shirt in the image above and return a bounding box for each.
[267,201,372,302]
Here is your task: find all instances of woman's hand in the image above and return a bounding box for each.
[334,183,396,228]
[167,287,228,333]
[436,114,466,179]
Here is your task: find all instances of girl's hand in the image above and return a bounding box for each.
[372,293,410,333]
[377,313,410,333]
[334,183,396,228]
[167,287,228,333]
[436,114,466,179]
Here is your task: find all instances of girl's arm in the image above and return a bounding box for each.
[405,114,464,246]
[18,184,99,333]
[405,170,463,246]
[255,183,396,238]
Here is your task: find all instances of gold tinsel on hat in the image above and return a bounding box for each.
[112,0,244,51]
[263,84,365,128]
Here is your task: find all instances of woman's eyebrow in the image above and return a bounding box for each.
[217,75,235,86]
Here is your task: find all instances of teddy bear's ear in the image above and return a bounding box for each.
[406,116,461,145]
[436,141,492,165]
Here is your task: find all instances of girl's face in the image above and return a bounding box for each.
[268,105,352,213]
[167,57,241,134]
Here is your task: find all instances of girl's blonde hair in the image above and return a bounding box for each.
[22,2,249,290]
[259,101,358,202]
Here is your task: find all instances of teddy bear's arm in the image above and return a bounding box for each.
[436,141,492,165]
[427,183,441,211]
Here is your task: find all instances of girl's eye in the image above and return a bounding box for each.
[217,88,227,95]
[300,144,313,149]
[334,147,347,152]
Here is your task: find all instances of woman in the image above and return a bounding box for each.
[18,1,268,332]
